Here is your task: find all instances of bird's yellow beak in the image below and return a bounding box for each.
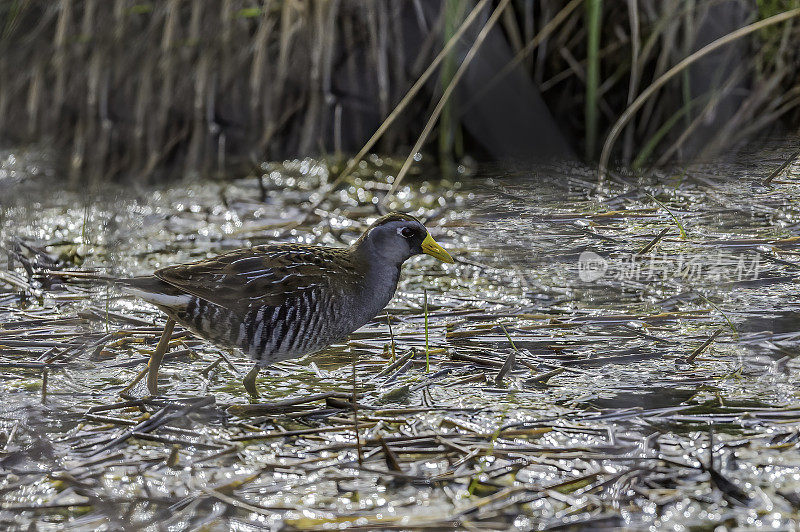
[421,233,454,263]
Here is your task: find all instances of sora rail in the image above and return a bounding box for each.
[121,213,453,396]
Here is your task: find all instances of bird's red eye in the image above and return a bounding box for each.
[401,227,415,238]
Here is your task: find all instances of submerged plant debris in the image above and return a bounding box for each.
[2,143,800,529]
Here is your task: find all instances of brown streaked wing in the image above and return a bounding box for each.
[154,244,362,316]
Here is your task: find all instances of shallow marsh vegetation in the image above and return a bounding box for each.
[1,143,800,529]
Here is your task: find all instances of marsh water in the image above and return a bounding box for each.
[2,141,800,530]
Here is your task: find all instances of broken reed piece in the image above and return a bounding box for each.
[637,227,671,255]
[687,328,724,363]
[495,323,518,385]
[762,150,800,186]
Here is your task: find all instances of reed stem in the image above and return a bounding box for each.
[424,288,430,373]
[439,0,463,178]
[385,0,510,202]
[585,0,602,160]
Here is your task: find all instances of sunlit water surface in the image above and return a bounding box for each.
[2,143,800,529]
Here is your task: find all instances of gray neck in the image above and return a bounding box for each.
[350,241,403,321]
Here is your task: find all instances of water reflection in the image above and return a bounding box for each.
[1,142,800,528]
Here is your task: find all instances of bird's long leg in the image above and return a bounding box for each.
[147,318,176,396]
[243,363,260,398]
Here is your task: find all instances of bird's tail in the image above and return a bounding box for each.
[44,271,192,309]
[7,239,190,312]
[116,276,193,309]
